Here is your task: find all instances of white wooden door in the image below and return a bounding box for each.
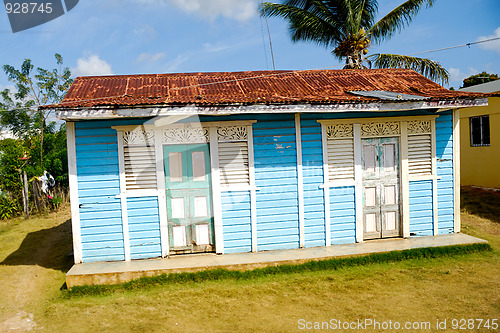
[362,137,401,240]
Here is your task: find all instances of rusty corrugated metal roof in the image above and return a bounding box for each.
[43,69,485,109]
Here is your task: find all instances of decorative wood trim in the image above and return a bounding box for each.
[295,114,305,248]
[111,120,257,132]
[400,121,410,238]
[321,124,331,246]
[325,123,353,139]
[431,120,438,236]
[353,124,363,243]
[117,131,131,261]
[210,127,224,254]
[247,124,257,252]
[218,126,248,142]
[66,122,82,264]
[155,129,169,257]
[360,121,400,137]
[317,115,439,126]
[408,119,432,135]
[163,124,209,144]
[453,110,461,233]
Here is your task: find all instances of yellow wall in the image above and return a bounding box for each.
[459,97,500,188]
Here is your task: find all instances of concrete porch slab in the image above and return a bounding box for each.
[66,233,487,288]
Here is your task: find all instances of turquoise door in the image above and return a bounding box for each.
[164,144,214,254]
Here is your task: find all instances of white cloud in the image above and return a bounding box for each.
[136,53,166,64]
[203,42,230,53]
[72,55,113,77]
[477,27,500,54]
[165,54,190,72]
[448,67,478,88]
[134,0,258,21]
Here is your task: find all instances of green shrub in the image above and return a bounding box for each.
[0,196,19,220]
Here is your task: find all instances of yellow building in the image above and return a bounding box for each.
[460,80,500,188]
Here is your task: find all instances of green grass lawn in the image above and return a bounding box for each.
[0,186,498,332]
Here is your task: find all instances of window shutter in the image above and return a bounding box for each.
[122,130,157,190]
[218,141,249,186]
[408,134,432,176]
[327,138,355,182]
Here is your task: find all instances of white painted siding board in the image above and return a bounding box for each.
[66,122,83,264]
[321,124,331,246]
[453,110,460,233]
[247,124,257,253]
[210,127,224,254]
[401,122,410,238]
[295,114,305,248]
[155,128,169,257]
[354,124,363,243]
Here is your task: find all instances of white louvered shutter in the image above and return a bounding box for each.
[122,131,157,190]
[218,141,249,186]
[327,138,355,182]
[408,134,432,176]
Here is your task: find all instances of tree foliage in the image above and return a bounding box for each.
[260,0,449,84]
[462,72,499,88]
[1,53,72,167]
[0,54,71,215]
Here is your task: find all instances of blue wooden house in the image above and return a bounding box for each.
[47,69,487,264]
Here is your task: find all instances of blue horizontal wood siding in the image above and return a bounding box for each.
[221,191,252,253]
[127,196,162,260]
[409,180,434,236]
[300,119,326,247]
[76,121,125,263]
[435,113,454,234]
[330,186,356,244]
[254,118,300,251]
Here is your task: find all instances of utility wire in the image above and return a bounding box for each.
[408,36,500,56]
[261,1,276,70]
[1,36,499,112]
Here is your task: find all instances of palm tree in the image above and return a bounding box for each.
[260,0,449,84]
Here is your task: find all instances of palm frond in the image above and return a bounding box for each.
[260,1,349,47]
[369,0,434,44]
[369,53,449,84]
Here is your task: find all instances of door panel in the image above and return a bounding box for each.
[164,144,214,254]
[362,137,401,240]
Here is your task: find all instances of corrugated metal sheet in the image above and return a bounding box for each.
[44,69,485,109]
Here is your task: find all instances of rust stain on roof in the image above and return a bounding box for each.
[44,69,484,109]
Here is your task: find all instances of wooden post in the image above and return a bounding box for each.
[23,171,29,219]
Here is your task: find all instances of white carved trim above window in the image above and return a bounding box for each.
[217,126,248,142]
[326,124,353,139]
[361,122,400,137]
[163,124,209,144]
[123,129,155,146]
[407,120,432,135]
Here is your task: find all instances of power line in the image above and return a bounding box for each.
[1,36,499,112]
[261,1,276,70]
[408,36,500,56]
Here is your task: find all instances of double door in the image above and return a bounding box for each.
[164,144,214,254]
[362,137,401,240]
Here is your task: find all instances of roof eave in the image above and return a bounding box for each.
[54,98,488,121]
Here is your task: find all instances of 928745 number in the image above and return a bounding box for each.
[5,2,53,14]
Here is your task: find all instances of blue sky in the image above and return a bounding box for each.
[1,0,499,93]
